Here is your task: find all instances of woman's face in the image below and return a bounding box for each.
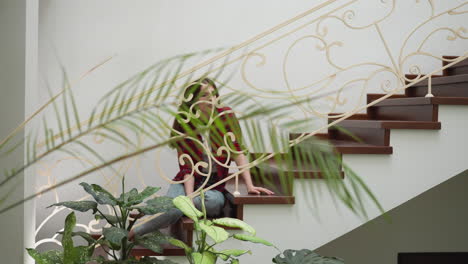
[197,84,216,115]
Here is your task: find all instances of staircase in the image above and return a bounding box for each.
[124,56,468,262]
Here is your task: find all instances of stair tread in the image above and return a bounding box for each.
[225,178,295,205]
[289,134,393,154]
[320,138,393,154]
[444,55,468,67]
[372,96,468,106]
[409,73,468,86]
[336,120,441,129]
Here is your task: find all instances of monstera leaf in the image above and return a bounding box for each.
[272,249,344,264]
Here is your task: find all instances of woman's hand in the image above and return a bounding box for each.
[247,185,275,195]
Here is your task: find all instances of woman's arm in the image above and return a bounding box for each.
[234,153,274,195]
[183,173,194,197]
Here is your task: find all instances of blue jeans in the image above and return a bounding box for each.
[133,183,225,236]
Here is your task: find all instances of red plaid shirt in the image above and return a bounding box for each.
[172,107,244,192]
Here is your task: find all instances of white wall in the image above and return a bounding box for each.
[33,0,468,260]
[316,169,468,264]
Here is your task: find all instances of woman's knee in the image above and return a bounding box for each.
[203,192,225,215]
[166,183,186,198]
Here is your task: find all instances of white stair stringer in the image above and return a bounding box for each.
[218,105,468,262]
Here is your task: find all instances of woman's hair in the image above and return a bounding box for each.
[169,77,220,148]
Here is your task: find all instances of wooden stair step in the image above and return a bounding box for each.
[253,157,345,179]
[329,120,440,147]
[290,133,393,154]
[443,55,468,76]
[407,74,468,86]
[367,93,408,105]
[334,120,441,129]
[328,139,393,154]
[225,177,295,205]
[368,97,438,122]
[430,96,468,105]
[370,96,468,107]
[405,74,468,97]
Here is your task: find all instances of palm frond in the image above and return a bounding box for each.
[0,46,384,222]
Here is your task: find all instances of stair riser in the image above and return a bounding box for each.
[329,126,390,146]
[443,55,468,76]
[447,66,468,76]
[251,167,294,195]
[406,83,468,97]
[368,105,438,122]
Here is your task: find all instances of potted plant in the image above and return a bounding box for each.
[27,178,179,263]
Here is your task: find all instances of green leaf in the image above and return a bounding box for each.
[215,249,251,261]
[199,222,229,243]
[47,201,97,213]
[134,230,168,253]
[230,259,239,264]
[127,186,161,205]
[56,231,97,246]
[71,231,97,245]
[69,245,94,264]
[272,249,344,264]
[131,196,174,215]
[62,212,76,264]
[168,238,192,254]
[95,213,120,225]
[212,217,256,235]
[26,248,63,264]
[95,237,120,251]
[102,226,128,245]
[137,257,180,264]
[119,188,138,204]
[172,195,203,222]
[233,234,273,247]
[80,182,117,205]
[192,251,216,264]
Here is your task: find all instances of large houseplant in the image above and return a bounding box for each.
[28,178,178,263]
